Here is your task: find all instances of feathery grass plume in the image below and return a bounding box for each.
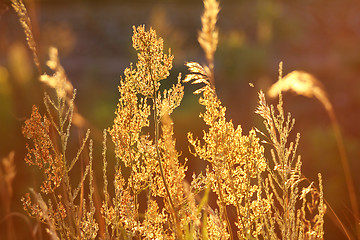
[12,0,101,139]
[256,90,325,239]
[40,47,74,101]
[22,65,98,238]
[158,103,201,238]
[130,25,184,233]
[268,64,358,235]
[142,200,169,239]
[0,152,16,201]
[101,145,138,238]
[11,0,98,138]
[185,62,270,239]
[106,66,152,237]
[10,0,41,73]
[107,51,152,238]
[28,188,59,240]
[79,140,99,239]
[186,2,272,237]
[13,0,332,239]
[12,0,101,141]
[101,130,111,239]
[107,25,191,239]
[22,105,63,194]
[268,69,331,111]
[297,174,325,239]
[22,96,96,238]
[0,151,16,240]
[132,25,174,97]
[198,0,219,86]
[12,0,107,146]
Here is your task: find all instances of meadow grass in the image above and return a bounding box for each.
[0,0,338,239]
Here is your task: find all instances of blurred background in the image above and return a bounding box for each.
[1,0,360,239]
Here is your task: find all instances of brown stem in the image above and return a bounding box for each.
[303,176,353,240]
[214,172,234,240]
[327,105,359,233]
[152,83,182,239]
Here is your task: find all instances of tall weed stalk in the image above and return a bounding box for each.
[10,0,328,239]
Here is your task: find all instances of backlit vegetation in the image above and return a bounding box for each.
[1,0,333,239]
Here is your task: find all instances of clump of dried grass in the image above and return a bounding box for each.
[21,45,97,238]
[0,152,16,240]
[10,0,328,239]
[268,64,358,237]
[268,67,331,111]
[11,0,41,73]
[184,2,325,237]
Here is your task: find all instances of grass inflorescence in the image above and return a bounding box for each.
[2,0,334,239]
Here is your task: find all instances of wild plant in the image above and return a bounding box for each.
[256,87,325,239]
[268,69,359,235]
[0,152,16,239]
[184,0,325,239]
[21,47,98,239]
[11,0,327,239]
[102,25,192,239]
[184,4,270,235]
[11,0,41,73]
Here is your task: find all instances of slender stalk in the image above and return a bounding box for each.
[302,176,353,240]
[327,105,359,234]
[214,172,234,240]
[245,136,252,238]
[225,158,246,235]
[57,99,76,236]
[150,72,182,237]
[208,63,215,90]
[139,30,181,234]
[152,92,179,232]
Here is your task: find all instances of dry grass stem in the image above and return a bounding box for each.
[0,152,16,240]
[11,0,41,73]
[268,64,359,234]
[10,0,332,239]
[198,0,220,87]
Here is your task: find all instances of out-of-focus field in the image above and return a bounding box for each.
[1,0,360,239]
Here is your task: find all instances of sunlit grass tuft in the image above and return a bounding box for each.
[5,0,331,239]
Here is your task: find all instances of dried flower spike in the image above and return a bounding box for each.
[40,47,73,100]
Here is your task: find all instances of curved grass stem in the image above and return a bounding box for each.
[327,105,359,235]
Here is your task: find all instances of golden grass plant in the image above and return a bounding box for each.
[6,0,328,239]
[0,152,16,239]
[268,69,359,234]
